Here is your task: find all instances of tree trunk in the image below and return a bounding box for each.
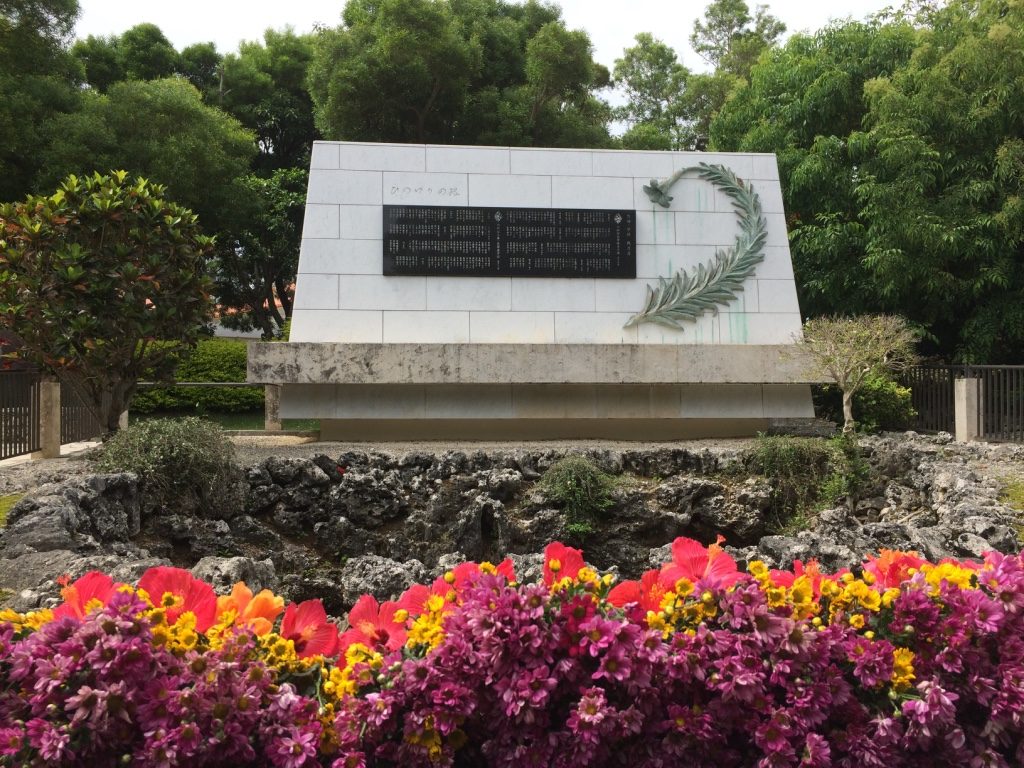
[842,389,855,434]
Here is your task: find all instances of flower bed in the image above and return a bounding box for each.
[1,539,1023,767]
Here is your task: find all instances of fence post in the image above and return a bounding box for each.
[264,384,282,432]
[32,377,61,459]
[954,377,981,442]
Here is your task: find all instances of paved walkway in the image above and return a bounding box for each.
[0,441,100,469]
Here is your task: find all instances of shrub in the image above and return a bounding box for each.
[538,456,616,531]
[746,434,870,530]
[814,372,916,433]
[130,338,264,414]
[4,543,1024,765]
[94,416,244,516]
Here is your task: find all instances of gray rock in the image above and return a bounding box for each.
[192,556,277,592]
[336,555,427,604]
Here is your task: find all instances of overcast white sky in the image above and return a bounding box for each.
[75,0,898,73]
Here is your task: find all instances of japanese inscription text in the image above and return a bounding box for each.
[383,205,636,278]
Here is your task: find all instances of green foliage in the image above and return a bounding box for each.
[36,77,255,233]
[130,339,263,414]
[0,171,214,432]
[214,28,318,173]
[712,4,1024,362]
[0,493,23,527]
[746,435,870,530]
[0,0,82,202]
[308,0,612,147]
[538,456,616,530]
[212,167,306,339]
[690,0,785,76]
[95,417,244,516]
[814,373,916,433]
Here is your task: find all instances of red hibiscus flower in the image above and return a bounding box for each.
[608,569,668,615]
[543,542,586,586]
[53,571,119,620]
[280,599,340,658]
[863,550,927,589]
[658,536,743,590]
[137,566,218,632]
[338,594,407,654]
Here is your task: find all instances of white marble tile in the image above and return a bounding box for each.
[674,212,744,246]
[592,150,675,178]
[288,310,382,343]
[302,205,339,239]
[635,312,718,345]
[757,279,801,313]
[674,153,754,180]
[426,277,512,311]
[470,312,554,343]
[510,148,592,176]
[294,273,338,309]
[512,385,597,417]
[511,278,595,311]
[756,247,796,280]
[383,311,470,343]
[749,179,786,214]
[595,280,646,313]
[636,244,717,279]
[467,174,551,207]
[718,312,803,344]
[764,214,791,247]
[310,143,339,169]
[339,143,425,171]
[750,154,780,180]
[339,205,384,239]
[306,170,382,205]
[635,210,676,245]
[300,239,381,275]
[281,384,336,418]
[426,146,510,174]
[339,275,426,310]
[555,312,639,343]
[552,176,634,209]
[383,172,467,206]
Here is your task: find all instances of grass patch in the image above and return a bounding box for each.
[0,493,23,527]
[538,456,617,539]
[745,434,871,535]
[998,477,1024,544]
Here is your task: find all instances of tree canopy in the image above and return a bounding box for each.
[37,77,256,234]
[308,0,612,147]
[712,1,1024,361]
[0,171,214,432]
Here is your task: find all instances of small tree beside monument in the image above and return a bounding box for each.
[800,314,918,434]
[0,171,214,434]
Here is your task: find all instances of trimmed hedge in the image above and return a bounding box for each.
[130,339,263,414]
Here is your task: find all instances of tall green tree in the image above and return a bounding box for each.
[212,167,306,339]
[72,23,180,91]
[713,2,1024,362]
[613,33,688,150]
[308,0,611,147]
[0,171,214,432]
[36,77,256,234]
[691,0,785,78]
[0,0,82,202]
[215,28,318,171]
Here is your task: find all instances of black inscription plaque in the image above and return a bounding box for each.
[383,205,636,278]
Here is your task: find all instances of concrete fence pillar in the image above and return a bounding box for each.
[34,377,61,459]
[954,377,981,442]
[264,384,282,432]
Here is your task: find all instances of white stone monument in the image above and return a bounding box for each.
[248,141,816,439]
